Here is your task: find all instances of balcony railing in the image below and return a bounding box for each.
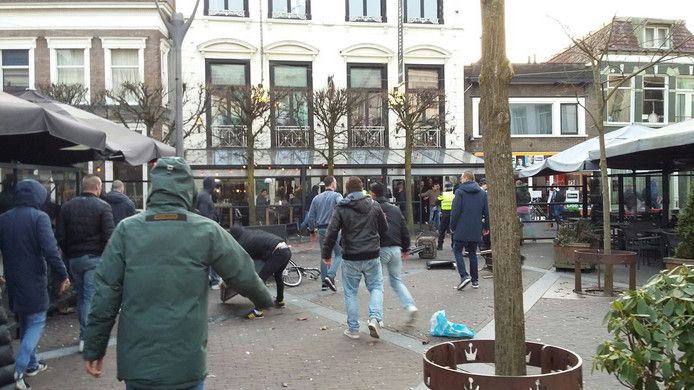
[210,9,245,17]
[272,11,308,20]
[349,15,383,22]
[351,126,385,148]
[407,16,439,24]
[213,125,246,147]
[413,127,441,148]
[276,126,310,147]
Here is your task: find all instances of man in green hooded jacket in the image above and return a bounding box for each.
[82,157,273,390]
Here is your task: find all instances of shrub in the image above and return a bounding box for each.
[675,182,694,259]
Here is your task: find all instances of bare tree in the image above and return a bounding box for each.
[209,84,274,225]
[311,76,362,176]
[388,88,445,229]
[557,17,692,295]
[37,83,90,106]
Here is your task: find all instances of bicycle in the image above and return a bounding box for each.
[282,259,321,287]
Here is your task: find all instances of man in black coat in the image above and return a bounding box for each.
[1,180,70,388]
[104,180,136,225]
[196,176,222,289]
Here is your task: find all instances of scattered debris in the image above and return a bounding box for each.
[297,317,308,321]
[319,326,328,330]
[281,383,288,387]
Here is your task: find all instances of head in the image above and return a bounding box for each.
[13,179,47,209]
[444,183,454,192]
[112,180,125,193]
[147,157,197,210]
[203,176,216,192]
[82,174,102,196]
[369,182,386,198]
[516,180,523,187]
[323,176,336,190]
[479,178,487,189]
[433,184,440,191]
[345,176,363,194]
[461,171,475,183]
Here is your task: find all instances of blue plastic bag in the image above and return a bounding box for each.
[429,310,475,338]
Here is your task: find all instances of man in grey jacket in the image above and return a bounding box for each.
[303,176,343,291]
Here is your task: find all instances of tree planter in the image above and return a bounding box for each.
[663,257,694,271]
[553,243,592,271]
[423,340,583,389]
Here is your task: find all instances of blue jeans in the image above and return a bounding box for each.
[209,266,221,285]
[15,311,47,375]
[69,254,101,339]
[341,259,383,331]
[318,228,342,280]
[429,206,440,228]
[453,240,479,283]
[379,247,416,310]
[126,381,204,390]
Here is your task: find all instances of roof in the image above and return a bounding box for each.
[465,63,592,85]
[549,17,694,63]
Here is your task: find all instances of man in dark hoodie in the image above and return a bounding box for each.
[196,176,222,289]
[104,180,136,225]
[450,171,489,290]
[322,177,387,340]
[0,179,71,389]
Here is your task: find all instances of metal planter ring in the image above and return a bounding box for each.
[423,340,583,389]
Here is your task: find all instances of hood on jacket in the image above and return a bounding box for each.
[147,157,197,211]
[105,191,129,204]
[14,179,47,209]
[459,181,482,194]
[203,176,216,192]
[339,191,372,214]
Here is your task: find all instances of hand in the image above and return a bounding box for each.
[84,359,104,378]
[401,252,408,261]
[322,258,332,267]
[59,278,71,294]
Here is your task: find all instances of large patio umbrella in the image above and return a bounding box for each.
[519,123,654,177]
[588,119,694,171]
[0,91,108,165]
[19,90,175,166]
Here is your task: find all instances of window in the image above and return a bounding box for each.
[270,62,312,147]
[269,0,310,20]
[347,0,385,22]
[54,49,85,86]
[606,75,632,123]
[348,64,387,147]
[675,77,694,122]
[644,26,670,49]
[405,0,442,24]
[406,66,444,147]
[205,0,248,17]
[642,76,667,123]
[0,49,30,94]
[472,97,586,137]
[102,38,145,102]
[560,103,578,135]
[206,60,250,148]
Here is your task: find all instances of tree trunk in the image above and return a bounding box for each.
[480,0,527,376]
[246,125,257,225]
[591,64,614,295]
[328,128,335,177]
[404,130,414,230]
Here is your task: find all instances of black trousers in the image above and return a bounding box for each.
[258,247,291,301]
[438,211,451,247]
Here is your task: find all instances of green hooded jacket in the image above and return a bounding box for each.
[82,157,272,389]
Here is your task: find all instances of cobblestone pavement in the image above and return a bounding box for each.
[26,239,658,389]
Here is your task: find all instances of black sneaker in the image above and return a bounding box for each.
[457,277,471,290]
[321,282,328,291]
[472,281,479,289]
[274,298,285,308]
[25,361,47,376]
[324,276,337,291]
[436,244,443,251]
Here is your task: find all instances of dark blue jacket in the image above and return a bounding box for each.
[450,181,490,242]
[0,180,69,313]
[105,191,136,225]
[195,176,218,222]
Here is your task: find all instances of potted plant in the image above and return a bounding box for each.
[593,265,694,389]
[553,219,597,270]
[664,182,694,270]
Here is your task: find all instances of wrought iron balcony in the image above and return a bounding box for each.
[210,9,246,17]
[213,125,246,147]
[349,15,383,22]
[276,126,310,148]
[351,126,385,148]
[272,11,308,20]
[413,127,441,148]
[407,16,439,24]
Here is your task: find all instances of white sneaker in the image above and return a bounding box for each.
[367,318,381,339]
[211,283,221,290]
[406,306,419,324]
[343,329,360,339]
[78,340,84,353]
[14,372,31,390]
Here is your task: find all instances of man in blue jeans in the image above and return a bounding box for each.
[370,182,418,324]
[450,171,489,290]
[57,174,114,352]
[322,177,387,339]
[0,179,71,389]
[302,176,343,291]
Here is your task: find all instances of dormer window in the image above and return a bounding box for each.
[644,26,670,49]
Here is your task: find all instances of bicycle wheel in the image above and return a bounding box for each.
[283,266,302,287]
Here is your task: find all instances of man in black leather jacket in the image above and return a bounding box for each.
[322,177,387,340]
[57,174,114,352]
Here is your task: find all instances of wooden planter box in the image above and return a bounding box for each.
[554,243,593,270]
[663,257,694,271]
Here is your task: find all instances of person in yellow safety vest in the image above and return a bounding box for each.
[436,183,455,250]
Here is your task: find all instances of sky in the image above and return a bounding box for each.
[459,0,694,64]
